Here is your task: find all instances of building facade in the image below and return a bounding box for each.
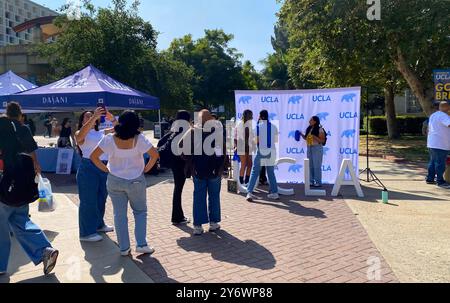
[0,0,57,46]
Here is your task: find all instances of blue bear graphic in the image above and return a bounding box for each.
[341,93,357,103]
[341,129,356,138]
[316,112,330,121]
[269,113,277,120]
[288,96,303,104]
[323,147,330,155]
[288,131,297,139]
[239,96,252,104]
[288,165,303,173]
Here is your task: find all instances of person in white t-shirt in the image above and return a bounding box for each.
[90,111,159,256]
[75,108,117,243]
[426,101,450,189]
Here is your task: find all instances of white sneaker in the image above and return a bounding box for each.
[246,193,257,202]
[193,226,204,236]
[136,246,155,255]
[121,248,131,256]
[209,222,221,232]
[80,234,103,242]
[97,225,114,233]
[267,193,280,200]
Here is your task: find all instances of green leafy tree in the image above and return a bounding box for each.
[167,29,246,111]
[241,60,264,90]
[36,0,193,111]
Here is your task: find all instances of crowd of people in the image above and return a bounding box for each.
[1,99,448,277]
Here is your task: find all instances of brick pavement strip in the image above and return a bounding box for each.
[66,178,398,283]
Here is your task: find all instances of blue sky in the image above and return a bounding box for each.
[37,0,282,70]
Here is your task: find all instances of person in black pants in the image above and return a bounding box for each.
[166,110,192,225]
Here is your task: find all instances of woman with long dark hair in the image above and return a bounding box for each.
[299,116,326,187]
[75,108,117,242]
[234,110,254,185]
[90,111,159,256]
[57,118,75,148]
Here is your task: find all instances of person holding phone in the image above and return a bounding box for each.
[75,107,117,242]
[90,111,159,255]
[299,116,326,188]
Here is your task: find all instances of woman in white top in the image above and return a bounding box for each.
[91,111,159,256]
[75,108,117,242]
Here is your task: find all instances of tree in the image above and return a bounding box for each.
[167,30,246,111]
[36,0,193,111]
[241,60,264,90]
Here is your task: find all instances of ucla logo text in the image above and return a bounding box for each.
[261,96,279,103]
[322,165,332,172]
[339,112,358,119]
[286,147,306,155]
[340,148,358,155]
[313,95,332,102]
[286,113,305,120]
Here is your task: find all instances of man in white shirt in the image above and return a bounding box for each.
[426,102,450,189]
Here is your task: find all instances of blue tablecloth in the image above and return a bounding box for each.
[36,148,82,173]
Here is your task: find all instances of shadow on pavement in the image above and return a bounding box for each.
[248,200,327,218]
[176,225,276,270]
[134,255,178,283]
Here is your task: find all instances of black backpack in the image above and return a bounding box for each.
[0,121,39,207]
[321,127,328,146]
[157,132,176,169]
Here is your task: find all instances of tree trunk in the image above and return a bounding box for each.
[384,86,400,139]
[393,47,435,116]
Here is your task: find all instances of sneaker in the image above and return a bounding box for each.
[80,234,103,242]
[136,246,155,255]
[193,226,204,236]
[97,225,114,233]
[437,183,450,189]
[121,248,131,257]
[0,271,6,276]
[42,248,59,275]
[246,193,258,202]
[426,180,436,185]
[267,193,280,200]
[172,218,191,226]
[209,222,221,232]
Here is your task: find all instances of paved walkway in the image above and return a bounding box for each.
[64,172,397,283]
[0,194,152,283]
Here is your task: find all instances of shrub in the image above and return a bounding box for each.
[367,116,427,136]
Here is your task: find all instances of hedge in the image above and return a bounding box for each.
[365,116,427,136]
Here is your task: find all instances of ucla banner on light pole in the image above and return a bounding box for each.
[235,87,361,184]
[434,69,450,102]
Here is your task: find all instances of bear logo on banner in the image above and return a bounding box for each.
[288,164,303,173]
[239,96,252,104]
[316,112,330,121]
[288,96,303,104]
[341,129,357,138]
[341,93,357,103]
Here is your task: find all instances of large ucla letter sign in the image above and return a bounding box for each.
[235,87,361,185]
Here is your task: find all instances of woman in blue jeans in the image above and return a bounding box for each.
[91,111,159,256]
[299,116,326,187]
[75,108,117,242]
[246,110,280,202]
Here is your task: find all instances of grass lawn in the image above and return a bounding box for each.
[359,135,428,162]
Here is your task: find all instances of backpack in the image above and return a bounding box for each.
[0,121,39,207]
[157,132,176,169]
[321,127,328,146]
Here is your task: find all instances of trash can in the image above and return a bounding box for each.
[445,156,450,184]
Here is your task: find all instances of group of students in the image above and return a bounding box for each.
[235,109,327,202]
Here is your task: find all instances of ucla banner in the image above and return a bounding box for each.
[434,69,450,102]
[235,87,361,184]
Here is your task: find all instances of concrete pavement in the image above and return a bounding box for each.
[0,194,153,283]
